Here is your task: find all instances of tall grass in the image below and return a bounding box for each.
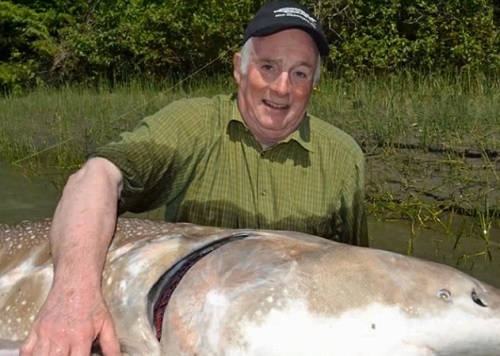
[0,76,236,177]
[2,71,499,167]
[310,70,500,151]
[1,70,499,260]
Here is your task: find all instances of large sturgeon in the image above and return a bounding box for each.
[0,218,499,355]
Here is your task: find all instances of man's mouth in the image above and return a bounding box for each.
[263,99,289,110]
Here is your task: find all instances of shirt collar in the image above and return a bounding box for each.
[229,95,313,152]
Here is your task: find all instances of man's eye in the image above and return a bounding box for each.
[293,70,309,80]
[261,64,274,72]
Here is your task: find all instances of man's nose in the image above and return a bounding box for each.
[270,71,290,96]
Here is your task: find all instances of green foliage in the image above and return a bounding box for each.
[305,0,499,76]
[317,0,411,74]
[0,0,499,92]
[54,0,263,83]
[0,1,57,92]
[400,0,499,69]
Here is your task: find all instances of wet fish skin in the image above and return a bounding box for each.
[1,218,500,355]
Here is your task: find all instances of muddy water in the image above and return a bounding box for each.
[0,162,59,224]
[1,161,499,288]
[369,219,500,288]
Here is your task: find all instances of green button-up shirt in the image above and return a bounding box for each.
[92,94,368,246]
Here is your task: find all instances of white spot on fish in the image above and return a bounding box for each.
[205,289,229,308]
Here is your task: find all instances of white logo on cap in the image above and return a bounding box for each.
[274,7,317,29]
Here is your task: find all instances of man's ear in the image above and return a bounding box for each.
[233,52,242,84]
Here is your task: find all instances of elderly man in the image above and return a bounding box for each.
[21,1,367,355]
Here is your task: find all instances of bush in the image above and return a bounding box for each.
[307,0,499,75]
[0,1,57,92]
[1,0,499,91]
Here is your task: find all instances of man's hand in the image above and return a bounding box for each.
[20,286,121,356]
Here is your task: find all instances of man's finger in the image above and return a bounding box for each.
[97,322,121,356]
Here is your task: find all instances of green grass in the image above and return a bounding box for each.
[0,76,236,177]
[2,71,499,166]
[310,70,500,150]
[1,71,499,253]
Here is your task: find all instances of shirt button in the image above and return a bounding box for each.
[261,191,267,196]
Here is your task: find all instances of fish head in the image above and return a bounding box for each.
[161,230,500,355]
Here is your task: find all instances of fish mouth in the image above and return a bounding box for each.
[147,232,255,341]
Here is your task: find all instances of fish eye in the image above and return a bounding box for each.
[436,288,452,302]
[471,289,488,307]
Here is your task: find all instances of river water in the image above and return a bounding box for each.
[1,161,499,288]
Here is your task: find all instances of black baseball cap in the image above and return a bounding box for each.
[243,1,329,57]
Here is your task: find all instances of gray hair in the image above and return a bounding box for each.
[239,37,322,85]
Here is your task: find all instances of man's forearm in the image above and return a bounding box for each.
[49,157,123,290]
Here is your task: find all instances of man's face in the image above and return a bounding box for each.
[234,29,318,147]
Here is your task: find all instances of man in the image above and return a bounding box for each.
[21,1,367,355]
